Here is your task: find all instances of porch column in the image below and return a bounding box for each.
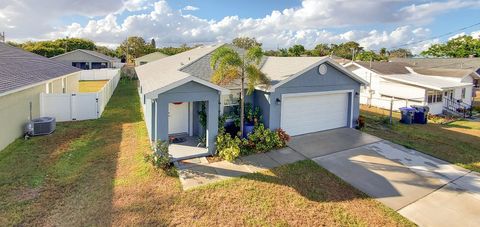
[156,98,169,142]
[206,97,219,154]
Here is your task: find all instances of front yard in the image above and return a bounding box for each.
[361,105,480,173]
[0,80,412,226]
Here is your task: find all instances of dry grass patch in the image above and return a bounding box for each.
[79,80,109,92]
[0,81,413,226]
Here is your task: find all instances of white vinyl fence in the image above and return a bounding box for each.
[40,69,120,122]
[79,68,119,81]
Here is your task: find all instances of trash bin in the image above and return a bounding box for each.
[399,107,415,124]
[411,105,429,124]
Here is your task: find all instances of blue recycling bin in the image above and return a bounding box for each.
[399,107,415,124]
[411,105,429,124]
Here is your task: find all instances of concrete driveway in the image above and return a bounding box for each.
[288,128,480,227]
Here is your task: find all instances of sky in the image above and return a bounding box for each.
[1,0,480,54]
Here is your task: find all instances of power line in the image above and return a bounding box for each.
[389,21,480,50]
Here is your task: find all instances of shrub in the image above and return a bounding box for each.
[275,128,290,147]
[216,132,242,161]
[144,140,171,170]
[357,115,366,129]
[245,124,283,153]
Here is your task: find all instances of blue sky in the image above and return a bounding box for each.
[1,0,480,53]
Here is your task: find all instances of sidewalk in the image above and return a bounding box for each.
[176,147,306,190]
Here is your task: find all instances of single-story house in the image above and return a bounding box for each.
[345,61,477,115]
[51,49,121,70]
[391,57,480,87]
[134,52,168,66]
[136,44,368,160]
[0,42,81,151]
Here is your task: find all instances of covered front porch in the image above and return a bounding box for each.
[150,80,225,161]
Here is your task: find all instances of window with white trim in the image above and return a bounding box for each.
[427,90,442,104]
[461,88,466,99]
[222,92,240,117]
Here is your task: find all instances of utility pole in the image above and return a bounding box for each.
[64,36,69,53]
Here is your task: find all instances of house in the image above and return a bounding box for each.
[134,52,168,66]
[391,57,480,87]
[136,44,368,160]
[344,61,476,115]
[51,49,121,70]
[0,42,81,151]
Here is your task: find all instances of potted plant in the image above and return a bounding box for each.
[243,103,261,138]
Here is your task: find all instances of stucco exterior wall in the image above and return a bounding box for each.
[0,73,79,152]
[266,63,361,130]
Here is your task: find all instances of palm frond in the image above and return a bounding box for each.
[210,46,243,86]
[210,46,241,69]
[245,64,270,95]
[246,46,263,65]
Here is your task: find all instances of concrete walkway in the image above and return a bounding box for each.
[176,127,480,226]
[176,147,306,190]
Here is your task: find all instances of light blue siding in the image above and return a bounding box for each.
[263,62,361,130]
[155,81,220,154]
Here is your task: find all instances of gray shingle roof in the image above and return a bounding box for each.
[355,61,412,74]
[390,57,480,70]
[180,44,267,89]
[0,42,81,94]
[50,49,119,62]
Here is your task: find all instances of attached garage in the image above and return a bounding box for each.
[256,58,368,137]
[281,91,352,136]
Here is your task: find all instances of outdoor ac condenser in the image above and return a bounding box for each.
[25,117,56,137]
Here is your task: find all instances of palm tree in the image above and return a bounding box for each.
[210,45,269,136]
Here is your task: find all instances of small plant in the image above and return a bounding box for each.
[357,116,366,129]
[244,103,262,125]
[275,128,290,147]
[245,124,283,153]
[144,140,171,170]
[216,132,242,161]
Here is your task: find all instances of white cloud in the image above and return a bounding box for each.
[183,5,199,11]
[2,0,478,54]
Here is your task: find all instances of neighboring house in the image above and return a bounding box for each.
[136,44,368,161]
[51,49,121,70]
[0,42,81,151]
[345,61,476,115]
[391,57,480,87]
[134,52,168,66]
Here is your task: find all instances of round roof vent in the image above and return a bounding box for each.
[318,64,328,75]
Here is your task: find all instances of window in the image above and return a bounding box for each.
[427,90,442,104]
[222,92,240,117]
[461,88,466,99]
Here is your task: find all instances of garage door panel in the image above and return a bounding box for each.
[281,92,349,136]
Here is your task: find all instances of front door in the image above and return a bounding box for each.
[168,102,189,135]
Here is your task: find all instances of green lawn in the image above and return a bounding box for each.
[0,81,413,226]
[361,105,480,173]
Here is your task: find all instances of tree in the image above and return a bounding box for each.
[388,48,413,58]
[95,45,118,58]
[311,43,332,56]
[355,50,386,61]
[116,36,156,63]
[54,38,95,53]
[158,44,195,55]
[380,47,387,57]
[288,44,305,56]
[151,38,156,49]
[232,37,262,49]
[210,45,270,136]
[421,35,480,57]
[330,41,363,60]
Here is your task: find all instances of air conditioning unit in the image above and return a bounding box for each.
[25,117,56,137]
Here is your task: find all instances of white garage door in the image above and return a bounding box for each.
[281,92,350,136]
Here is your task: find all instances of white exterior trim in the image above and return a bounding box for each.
[269,58,369,92]
[145,76,230,99]
[280,89,354,134]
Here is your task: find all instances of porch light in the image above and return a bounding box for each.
[276,98,281,105]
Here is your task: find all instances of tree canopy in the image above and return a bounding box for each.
[421,35,480,58]
[116,36,156,63]
[288,44,306,56]
[8,38,96,58]
[232,37,262,49]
